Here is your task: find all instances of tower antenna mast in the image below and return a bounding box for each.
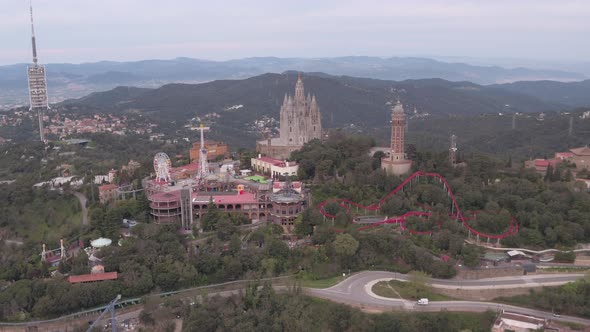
[27,0,49,142]
[29,0,38,65]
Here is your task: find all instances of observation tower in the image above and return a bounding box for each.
[27,1,49,142]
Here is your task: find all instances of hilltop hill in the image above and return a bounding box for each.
[65,72,566,130]
[1,56,586,105]
[491,80,590,107]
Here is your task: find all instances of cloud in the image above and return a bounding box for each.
[0,0,588,64]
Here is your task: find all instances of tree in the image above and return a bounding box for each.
[216,218,237,241]
[200,198,221,232]
[407,270,431,299]
[332,234,359,258]
[461,245,481,268]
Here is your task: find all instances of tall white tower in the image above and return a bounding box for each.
[196,124,210,186]
[27,1,49,142]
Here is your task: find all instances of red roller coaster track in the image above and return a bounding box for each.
[317,171,518,240]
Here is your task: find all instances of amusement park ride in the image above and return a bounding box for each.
[152,124,211,191]
[318,171,519,243]
[153,152,172,183]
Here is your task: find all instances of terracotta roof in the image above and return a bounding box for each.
[555,152,573,158]
[531,158,560,168]
[68,272,118,284]
[570,146,590,156]
[99,184,118,191]
[193,191,258,204]
[256,156,285,166]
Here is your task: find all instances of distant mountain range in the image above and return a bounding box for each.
[1,56,587,106]
[62,72,581,131]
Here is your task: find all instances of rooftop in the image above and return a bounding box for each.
[68,272,118,284]
[192,191,258,204]
[570,146,590,156]
[99,184,118,191]
[90,237,112,248]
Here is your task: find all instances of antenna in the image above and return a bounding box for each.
[449,134,457,165]
[30,0,38,64]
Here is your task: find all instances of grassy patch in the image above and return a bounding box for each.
[560,321,586,331]
[372,280,455,301]
[372,281,401,298]
[298,275,347,288]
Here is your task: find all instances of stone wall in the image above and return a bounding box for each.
[456,266,524,280]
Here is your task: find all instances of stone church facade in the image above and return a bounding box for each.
[257,74,322,159]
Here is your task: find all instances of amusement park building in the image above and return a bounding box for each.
[149,188,272,227]
[269,179,306,231]
[251,156,298,178]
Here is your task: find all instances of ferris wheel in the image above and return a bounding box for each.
[153,152,172,183]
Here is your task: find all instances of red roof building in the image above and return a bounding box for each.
[99,184,118,204]
[67,272,118,284]
[524,158,561,175]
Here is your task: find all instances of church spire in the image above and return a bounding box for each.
[29,0,38,65]
[295,72,305,101]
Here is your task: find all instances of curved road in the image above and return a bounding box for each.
[73,192,88,226]
[307,271,590,326]
[2,272,589,329]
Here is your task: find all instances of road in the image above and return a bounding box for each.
[307,271,590,326]
[2,272,589,330]
[73,192,88,226]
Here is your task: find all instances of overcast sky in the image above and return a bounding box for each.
[1,0,589,65]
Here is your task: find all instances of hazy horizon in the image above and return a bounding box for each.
[1,0,589,67]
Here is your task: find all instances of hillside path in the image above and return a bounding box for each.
[74,192,88,226]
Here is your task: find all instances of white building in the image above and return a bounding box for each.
[251,156,299,179]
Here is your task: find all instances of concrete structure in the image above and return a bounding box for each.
[381,101,412,175]
[251,155,299,179]
[26,3,48,142]
[149,189,270,227]
[492,311,546,332]
[569,146,590,171]
[256,74,322,159]
[180,187,193,231]
[190,141,229,163]
[98,184,118,204]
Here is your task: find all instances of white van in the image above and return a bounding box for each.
[417,298,429,305]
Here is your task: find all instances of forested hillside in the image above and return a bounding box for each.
[63,72,566,128]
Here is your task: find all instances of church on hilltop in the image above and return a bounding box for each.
[256,74,322,159]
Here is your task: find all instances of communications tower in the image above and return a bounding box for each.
[449,134,457,165]
[27,1,49,142]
